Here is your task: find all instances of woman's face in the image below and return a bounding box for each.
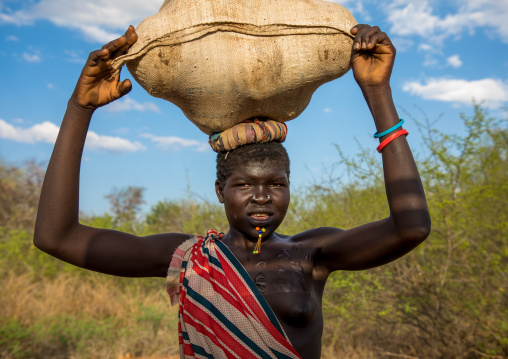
[215,160,290,240]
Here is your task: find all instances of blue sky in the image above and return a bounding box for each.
[1,0,507,215]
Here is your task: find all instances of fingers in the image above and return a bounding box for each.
[109,68,132,98]
[100,25,137,60]
[115,25,138,57]
[350,24,392,51]
[84,48,111,72]
[83,25,137,75]
[100,37,126,59]
[118,79,133,97]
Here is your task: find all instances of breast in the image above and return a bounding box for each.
[265,291,317,328]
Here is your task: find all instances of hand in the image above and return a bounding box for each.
[71,26,138,111]
[350,24,396,89]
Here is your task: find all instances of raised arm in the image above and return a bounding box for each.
[313,25,431,274]
[34,27,190,277]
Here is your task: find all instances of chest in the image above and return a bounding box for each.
[232,243,320,327]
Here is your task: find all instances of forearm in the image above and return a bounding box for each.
[34,99,94,249]
[362,85,430,239]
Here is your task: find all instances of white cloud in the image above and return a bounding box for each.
[390,36,414,52]
[47,83,54,89]
[418,43,439,53]
[460,0,508,41]
[403,77,508,107]
[0,0,162,43]
[324,108,333,113]
[387,1,443,38]
[5,35,19,41]
[447,55,463,68]
[142,133,209,152]
[0,8,31,25]
[105,97,160,113]
[85,132,145,152]
[422,56,438,67]
[0,119,145,152]
[386,0,508,45]
[0,120,59,143]
[22,52,41,62]
[326,0,370,21]
[64,49,85,64]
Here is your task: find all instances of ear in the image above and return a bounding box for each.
[215,180,224,204]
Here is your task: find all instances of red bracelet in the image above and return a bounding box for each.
[377,129,409,153]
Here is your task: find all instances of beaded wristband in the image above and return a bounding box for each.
[373,119,405,138]
[377,129,409,153]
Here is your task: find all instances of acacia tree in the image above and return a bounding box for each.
[105,186,146,231]
[0,160,45,230]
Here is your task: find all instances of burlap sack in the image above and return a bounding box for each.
[112,0,357,135]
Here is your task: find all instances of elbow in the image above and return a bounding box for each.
[395,213,432,244]
[403,223,431,244]
[33,222,69,255]
[33,232,56,254]
[33,220,83,257]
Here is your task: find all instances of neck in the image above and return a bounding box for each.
[222,227,277,250]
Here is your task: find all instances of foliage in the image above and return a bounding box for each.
[144,198,228,236]
[105,186,146,231]
[0,105,506,358]
[0,160,44,231]
[317,105,508,358]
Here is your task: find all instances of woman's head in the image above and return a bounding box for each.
[216,142,290,188]
[215,142,291,239]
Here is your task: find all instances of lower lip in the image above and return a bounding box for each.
[250,215,271,224]
[250,215,270,220]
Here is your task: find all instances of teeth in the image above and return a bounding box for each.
[251,213,269,218]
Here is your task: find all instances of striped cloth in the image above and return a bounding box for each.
[208,119,288,153]
[167,230,301,359]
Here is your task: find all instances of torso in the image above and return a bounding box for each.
[224,233,327,359]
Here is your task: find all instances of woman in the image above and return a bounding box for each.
[34,24,430,359]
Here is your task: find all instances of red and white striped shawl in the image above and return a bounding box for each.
[167,230,302,359]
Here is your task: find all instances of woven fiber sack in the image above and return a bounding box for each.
[112,0,357,135]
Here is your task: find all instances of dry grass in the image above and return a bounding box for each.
[0,271,180,359]
[0,272,397,359]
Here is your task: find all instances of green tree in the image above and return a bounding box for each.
[105,186,145,231]
[318,104,508,358]
[0,160,45,230]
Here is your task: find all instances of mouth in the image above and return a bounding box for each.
[249,213,271,221]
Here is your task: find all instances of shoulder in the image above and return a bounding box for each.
[275,227,345,252]
[287,227,345,243]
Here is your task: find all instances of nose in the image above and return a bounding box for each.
[251,187,272,205]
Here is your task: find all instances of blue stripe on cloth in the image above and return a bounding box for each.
[215,240,286,337]
[271,347,298,359]
[191,343,215,359]
[181,331,190,340]
[183,277,273,359]
[201,240,223,270]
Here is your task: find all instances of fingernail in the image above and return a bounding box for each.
[362,42,366,49]
[354,43,360,50]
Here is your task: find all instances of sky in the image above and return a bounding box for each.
[1,0,507,215]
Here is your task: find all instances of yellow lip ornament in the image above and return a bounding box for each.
[253,227,266,254]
